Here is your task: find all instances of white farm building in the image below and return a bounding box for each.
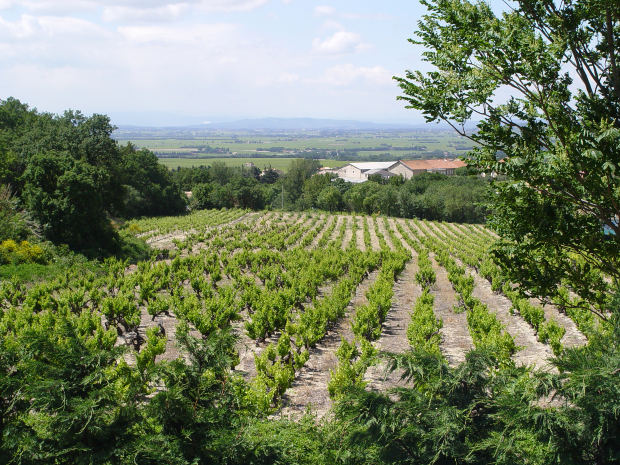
[336,162,399,183]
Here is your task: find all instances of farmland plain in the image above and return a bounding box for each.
[113,127,474,170]
[157,157,351,171]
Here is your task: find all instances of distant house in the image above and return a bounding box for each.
[336,161,398,183]
[261,168,284,177]
[316,167,339,175]
[389,159,467,179]
[365,169,397,181]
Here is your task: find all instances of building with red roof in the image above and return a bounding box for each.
[389,159,467,179]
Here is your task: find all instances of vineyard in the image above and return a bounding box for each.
[1,209,595,420]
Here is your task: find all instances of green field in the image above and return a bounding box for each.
[115,128,473,171]
[115,129,473,160]
[158,157,352,171]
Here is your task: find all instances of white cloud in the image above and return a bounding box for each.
[312,30,363,55]
[322,19,343,31]
[277,72,299,83]
[15,0,269,15]
[0,15,38,40]
[316,64,392,87]
[314,5,334,16]
[19,0,99,14]
[117,22,236,44]
[103,4,189,22]
[0,0,413,122]
[0,14,108,40]
[194,0,268,12]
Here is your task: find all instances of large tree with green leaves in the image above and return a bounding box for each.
[396,0,619,316]
[0,98,188,253]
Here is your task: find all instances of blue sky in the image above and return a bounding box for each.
[0,1,433,125]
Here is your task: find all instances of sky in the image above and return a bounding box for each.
[0,1,433,126]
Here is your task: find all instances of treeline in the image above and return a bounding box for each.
[175,159,489,223]
[171,163,281,210]
[296,170,488,222]
[0,98,186,255]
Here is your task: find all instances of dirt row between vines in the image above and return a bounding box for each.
[400,220,474,366]
[364,219,419,391]
[375,217,394,250]
[309,214,335,249]
[366,216,381,251]
[419,221,557,370]
[279,269,381,418]
[441,223,587,350]
[355,216,366,252]
[329,215,345,243]
[295,214,324,248]
[341,216,353,250]
[536,300,587,348]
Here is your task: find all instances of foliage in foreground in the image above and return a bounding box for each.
[0,316,249,464]
[331,333,619,464]
[395,0,619,320]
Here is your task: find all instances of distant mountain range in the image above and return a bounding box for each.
[116,117,431,132]
[200,117,417,130]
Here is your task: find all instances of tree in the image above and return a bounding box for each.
[120,144,186,217]
[396,0,619,316]
[22,152,117,252]
[0,184,35,242]
[230,176,265,209]
[190,183,214,210]
[317,186,343,212]
[0,99,129,253]
[210,183,235,209]
[210,161,232,185]
[283,159,321,207]
[300,173,333,209]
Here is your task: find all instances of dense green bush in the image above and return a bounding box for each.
[0,98,187,255]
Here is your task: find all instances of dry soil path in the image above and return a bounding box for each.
[355,216,366,252]
[329,215,344,243]
[469,270,556,369]
[442,224,587,350]
[364,254,421,391]
[279,269,380,418]
[366,216,381,251]
[297,215,324,248]
[374,217,393,250]
[341,216,353,250]
[403,221,474,366]
[310,215,335,249]
[419,221,556,370]
[535,300,588,348]
[428,222,584,360]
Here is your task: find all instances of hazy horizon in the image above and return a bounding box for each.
[0,1,435,126]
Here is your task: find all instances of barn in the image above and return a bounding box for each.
[336,161,398,183]
[389,159,467,179]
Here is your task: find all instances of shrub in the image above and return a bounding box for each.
[0,239,47,265]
